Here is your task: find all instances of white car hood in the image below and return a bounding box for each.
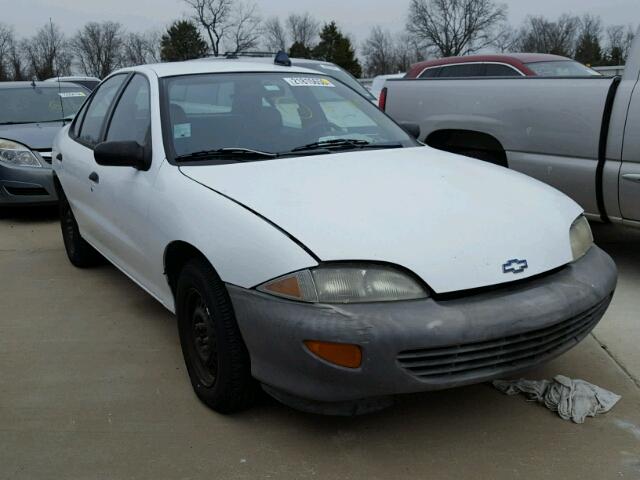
[181,147,582,293]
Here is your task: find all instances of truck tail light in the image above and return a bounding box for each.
[378,87,388,111]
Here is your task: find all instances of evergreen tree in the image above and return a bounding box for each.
[289,41,312,59]
[574,16,603,67]
[312,22,362,77]
[160,20,208,62]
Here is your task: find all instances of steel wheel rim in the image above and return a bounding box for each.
[185,288,218,387]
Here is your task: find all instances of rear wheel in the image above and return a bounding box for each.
[59,193,103,268]
[176,258,256,413]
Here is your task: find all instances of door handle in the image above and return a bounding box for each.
[89,172,99,184]
[56,153,63,161]
[622,174,640,183]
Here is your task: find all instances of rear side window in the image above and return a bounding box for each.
[106,74,151,146]
[525,61,600,77]
[438,64,485,77]
[484,64,522,77]
[77,74,127,148]
[419,67,442,78]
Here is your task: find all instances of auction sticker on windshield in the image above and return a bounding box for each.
[58,92,86,98]
[284,77,335,88]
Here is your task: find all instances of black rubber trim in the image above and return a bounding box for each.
[596,76,622,223]
[179,168,322,263]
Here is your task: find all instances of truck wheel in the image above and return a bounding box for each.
[59,194,103,268]
[176,258,256,414]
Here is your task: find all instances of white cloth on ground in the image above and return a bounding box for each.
[493,375,621,424]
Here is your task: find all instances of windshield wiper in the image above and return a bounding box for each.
[286,138,404,155]
[290,138,371,152]
[0,119,69,125]
[175,147,278,163]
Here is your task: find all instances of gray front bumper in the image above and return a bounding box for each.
[229,247,617,404]
[0,162,57,206]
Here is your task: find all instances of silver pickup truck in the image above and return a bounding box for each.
[382,31,640,227]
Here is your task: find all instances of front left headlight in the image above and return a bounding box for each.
[257,264,429,304]
[570,215,593,261]
[0,138,43,168]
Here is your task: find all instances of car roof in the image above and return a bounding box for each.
[0,81,89,90]
[123,59,320,78]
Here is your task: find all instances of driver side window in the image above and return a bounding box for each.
[76,74,127,148]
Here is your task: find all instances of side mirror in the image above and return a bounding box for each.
[94,141,151,171]
[400,122,421,140]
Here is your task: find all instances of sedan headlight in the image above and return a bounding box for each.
[570,215,593,261]
[0,138,42,168]
[257,264,429,303]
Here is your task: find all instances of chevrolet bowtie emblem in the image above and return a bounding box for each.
[503,259,529,274]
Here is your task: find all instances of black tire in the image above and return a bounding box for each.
[59,193,103,268]
[176,258,256,414]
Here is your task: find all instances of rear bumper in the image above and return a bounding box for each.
[0,163,57,206]
[229,246,617,405]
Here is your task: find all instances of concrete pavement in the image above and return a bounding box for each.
[1,210,639,479]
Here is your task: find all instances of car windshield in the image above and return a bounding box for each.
[164,72,416,161]
[295,62,376,100]
[0,86,89,125]
[525,60,601,77]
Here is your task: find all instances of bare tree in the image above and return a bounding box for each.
[72,21,124,78]
[406,0,507,57]
[516,15,580,57]
[228,1,261,53]
[362,26,397,77]
[606,25,636,65]
[0,23,14,80]
[263,16,287,52]
[8,35,26,80]
[123,30,161,66]
[286,12,319,48]
[493,23,519,53]
[23,21,72,79]
[394,33,426,71]
[184,0,233,56]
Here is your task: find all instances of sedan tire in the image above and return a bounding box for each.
[176,258,256,414]
[59,193,103,268]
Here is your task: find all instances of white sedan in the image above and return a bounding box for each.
[52,57,617,415]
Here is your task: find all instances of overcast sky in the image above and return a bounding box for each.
[1,0,638,46]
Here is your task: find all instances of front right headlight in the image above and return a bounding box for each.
[0,138,43,168]
[257,263,429,304]
[570,215,593,261]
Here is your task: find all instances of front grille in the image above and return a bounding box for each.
[5,186,49,196]
[397,295,612,381]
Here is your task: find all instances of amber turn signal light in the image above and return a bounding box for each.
[304,341,362,369]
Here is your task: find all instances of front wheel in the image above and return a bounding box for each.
[59,193,103,268]
[176,258,256,413]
